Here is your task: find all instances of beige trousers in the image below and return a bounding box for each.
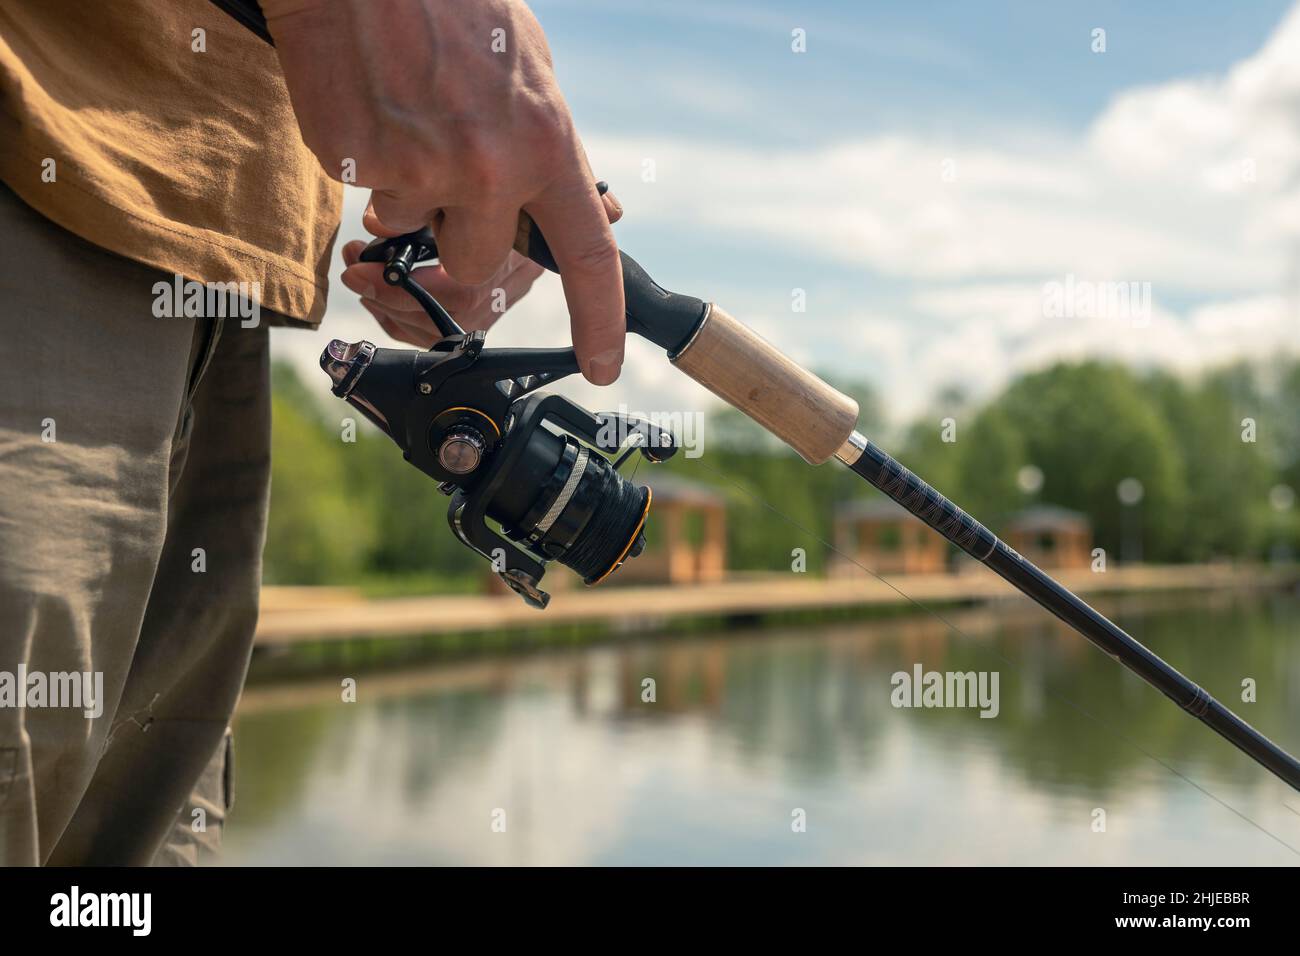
[0,183,271,865]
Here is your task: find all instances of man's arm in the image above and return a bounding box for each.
[262,0,625,384]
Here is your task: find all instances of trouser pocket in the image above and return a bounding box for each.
[221,727,235,813]
[186,316,226,405]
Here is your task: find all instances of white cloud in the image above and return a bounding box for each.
[578,7,1300,418]
[585,127,1281,293]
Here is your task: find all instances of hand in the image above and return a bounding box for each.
[264,0,626,383]
[339,191,623,348]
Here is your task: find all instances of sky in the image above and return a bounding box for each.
[274,0,1300,430]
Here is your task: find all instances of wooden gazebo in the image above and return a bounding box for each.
[1003,505,1092,570]
[615,473,727,585]
[831,497,948,576]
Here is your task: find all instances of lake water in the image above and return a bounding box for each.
[225,589,1300,865]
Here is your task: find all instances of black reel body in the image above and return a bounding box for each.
[321,230,677,608]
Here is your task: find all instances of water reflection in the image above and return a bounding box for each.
[226,591,1300,865]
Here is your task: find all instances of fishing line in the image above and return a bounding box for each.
[689,456,1300,858]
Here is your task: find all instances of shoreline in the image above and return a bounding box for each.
[249,563,1300,678]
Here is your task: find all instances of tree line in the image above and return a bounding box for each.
[264,356,1300,589]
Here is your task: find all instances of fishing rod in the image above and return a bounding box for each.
[318,204,1300,794]
[200,0,1300,794]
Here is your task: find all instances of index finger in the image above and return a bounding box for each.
[525,175,625,385]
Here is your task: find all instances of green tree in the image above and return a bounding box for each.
[264,371,375,584]
[1144,364,1275,560]
[990,361,1187,561]
[954,403,1029,523]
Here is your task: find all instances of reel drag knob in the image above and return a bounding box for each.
[437,428,487,475]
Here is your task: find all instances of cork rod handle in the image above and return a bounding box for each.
[671,304,859,464]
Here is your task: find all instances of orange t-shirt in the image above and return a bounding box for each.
[0,0,341,325]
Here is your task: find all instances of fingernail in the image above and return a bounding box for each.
[586,348,622,385]
[362,283,377,300]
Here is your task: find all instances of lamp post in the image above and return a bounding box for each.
[1269,483,1295,564]
[1017,464,1044,497]
[1117,477,1144,565]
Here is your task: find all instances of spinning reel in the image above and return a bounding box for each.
[320,226,680,608]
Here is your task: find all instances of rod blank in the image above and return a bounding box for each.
[837,431,1300,792]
